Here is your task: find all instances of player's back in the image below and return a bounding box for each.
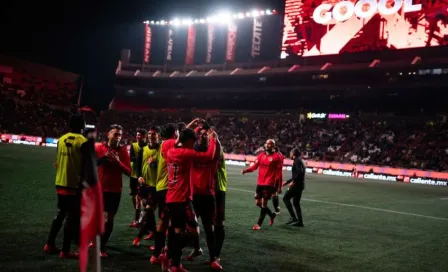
[55,132,88,189]
[166,147,192,203]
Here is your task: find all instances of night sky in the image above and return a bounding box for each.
[0,0,283,111]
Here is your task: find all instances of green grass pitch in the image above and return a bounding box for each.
[0,144,448,272]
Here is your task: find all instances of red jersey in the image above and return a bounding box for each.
[166,139,216,203]
[161,139,176,158]
[95,143,131,193]
[190,143,221,196]
[245,152,282,186]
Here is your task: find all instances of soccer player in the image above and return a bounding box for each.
[165,128,218,272]
[282,148,306,227]
[95,124,131,257]
[184,123,223,270]
[44,114,88,258]
[272,146,284,215]
[150,123,178,265]
[129,128,148,228]
[133,126,160,246]
[242,139,283,230]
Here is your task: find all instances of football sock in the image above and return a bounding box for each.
[272,196,280,213]
[171,233,184,267]
[134,209,140,222]
[153,230,166,257]
[204,225,216,260]
[257,208,267,226]
[100,220,114,251]
[214,225,225,258]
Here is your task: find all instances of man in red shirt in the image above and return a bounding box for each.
[183,123,223,270]
[150,123,178,267]
[242,139,283,230]
[164,128,217,272]
[95,124,131,257]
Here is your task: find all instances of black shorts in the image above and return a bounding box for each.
[57,194,80,214]
[129,177,139,196]
[103,192,122,214]
[215,190,226,222]
[166,201,198,229]
[192,194,216,225]
[255,185,276,200]
[139,186,157,207]
[156,190,168,219]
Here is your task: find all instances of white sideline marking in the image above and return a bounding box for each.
[441,198,448,200]
[227,187,448,221]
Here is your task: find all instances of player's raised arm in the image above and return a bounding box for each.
[242,153,261,174]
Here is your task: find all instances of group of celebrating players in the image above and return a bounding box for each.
[43,114,306,272]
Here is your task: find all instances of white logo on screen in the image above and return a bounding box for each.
[313,0,422,25]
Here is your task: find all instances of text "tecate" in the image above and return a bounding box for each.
[313,0,422,25]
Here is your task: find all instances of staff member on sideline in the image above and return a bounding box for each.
[44,114,88,258]
[282,148,306,227]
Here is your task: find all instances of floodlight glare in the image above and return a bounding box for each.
[173,19,181,26]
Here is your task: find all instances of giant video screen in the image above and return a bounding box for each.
[281,0,448,58]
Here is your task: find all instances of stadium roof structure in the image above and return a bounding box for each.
[116,55,448,78]
[0,55,80,82]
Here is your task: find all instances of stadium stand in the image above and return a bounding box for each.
[0,56,80,137]
[99,110,448,172]
[1,53,448,172]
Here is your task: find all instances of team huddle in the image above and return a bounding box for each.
[43,115,306,272]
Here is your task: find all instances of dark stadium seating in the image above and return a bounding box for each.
[99,110,448,172]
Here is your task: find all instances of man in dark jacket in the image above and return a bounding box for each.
[282,148,306,227]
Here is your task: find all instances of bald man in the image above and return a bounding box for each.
[242,139,283,230]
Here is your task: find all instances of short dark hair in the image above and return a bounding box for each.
[178,128,197,144]
[109,124,123,131]
[200,120,211,130]
[149,126,161,134]
[69,114,85,132]
[161,123,176,139]
[177,122,186,132]
[291,148,301,157]
[136,128,148,135]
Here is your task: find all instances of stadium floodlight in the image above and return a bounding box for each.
[143,8,275,25]
[216,12,232,24]
[182,19,193,25]
[172,19,181,26]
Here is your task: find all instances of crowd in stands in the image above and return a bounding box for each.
[99,111,448,172]
[0,66,77,107]
[1,74,448,172]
